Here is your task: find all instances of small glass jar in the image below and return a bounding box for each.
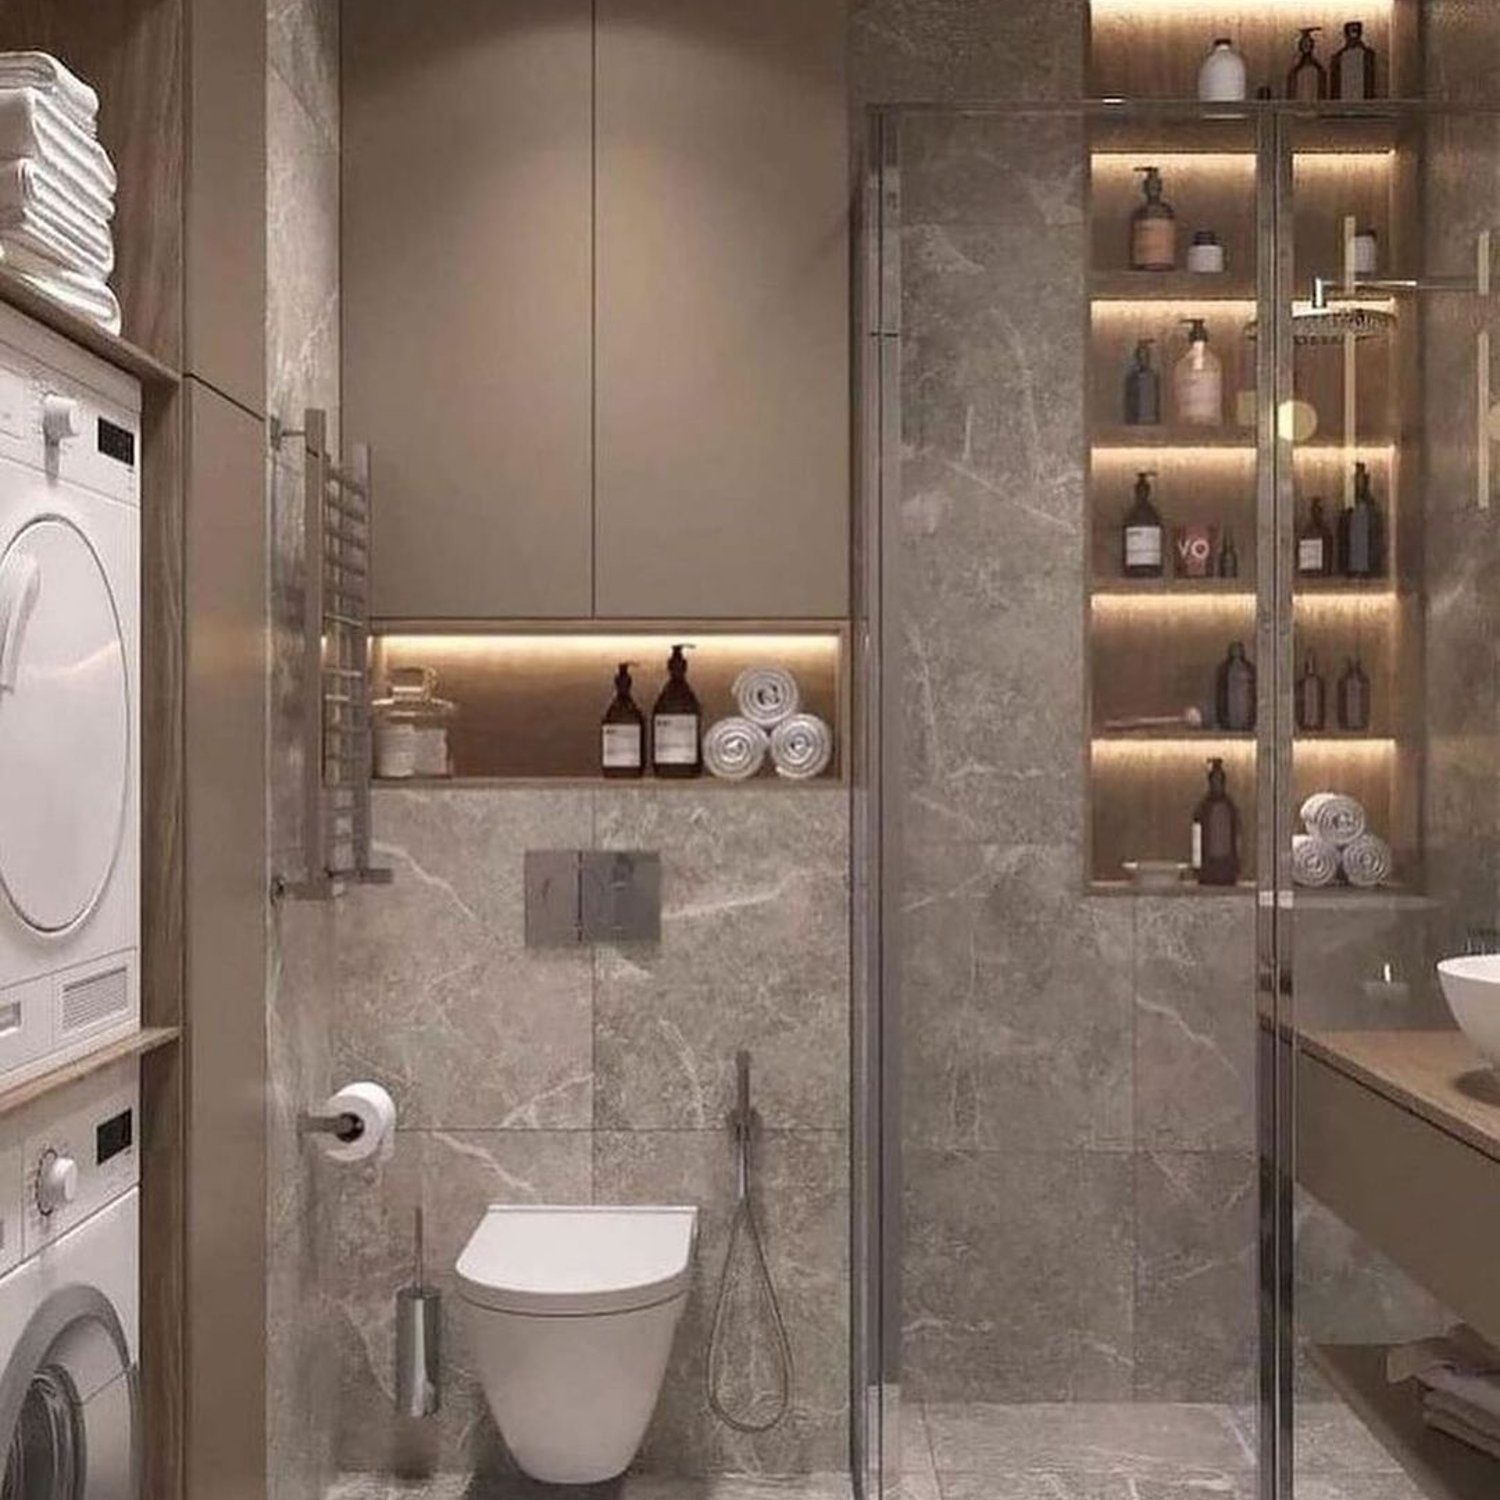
[1187,229,1226,274]
[373,666,457,779]
[1350,228,1379,276]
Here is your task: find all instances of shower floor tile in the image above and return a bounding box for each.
[324,1475,853,1500]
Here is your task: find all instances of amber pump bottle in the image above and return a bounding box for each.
[601,662,646,779]
[651,644,702,778]
[1193,758,1242,887]
[1332,21,1378,100]
[1286,27,1327,101]
[1130,167,1176,271]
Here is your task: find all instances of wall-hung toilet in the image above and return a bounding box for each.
[456,1204,698,1484]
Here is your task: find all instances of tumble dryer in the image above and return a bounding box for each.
[0,302,140,1087]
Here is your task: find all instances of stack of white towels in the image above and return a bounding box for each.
[0,53,119,333]
[701,668,834,782]
[1389,1327,1500,1460]
[1293,792,1393,888]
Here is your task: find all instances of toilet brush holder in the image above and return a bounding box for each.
[395,1208,441,1416]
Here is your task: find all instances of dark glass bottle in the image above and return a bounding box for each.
[1193,757,1242,887]
[1122,471,1165,578]
[1332,21,1378,101]
[1123,340,1161,426]
[1295,653,1327,732]
[1286,26,1327,101]
[1297,497,1334,578]
[651,644,702,778]
[1339,462,1385,578]
[601,661,645,779]
[1337,656,1372,732]
[1217,527,1240,579]
[1215,641,1257,732]
[1130,167,1176,272]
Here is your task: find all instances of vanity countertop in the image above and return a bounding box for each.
[1298,1028,1500,1165]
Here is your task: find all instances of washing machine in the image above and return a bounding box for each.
[0,1057,139,1498]
[0,301,141,1088]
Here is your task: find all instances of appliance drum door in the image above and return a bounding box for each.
[0,1286,137,1500]
[0,515,130,935]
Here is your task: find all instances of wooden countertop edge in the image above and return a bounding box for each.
[1299,1029,1500,1167]
[0,1027,181,1121]
[0,267,180,388]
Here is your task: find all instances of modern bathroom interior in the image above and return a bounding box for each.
[0,1,1497,1499]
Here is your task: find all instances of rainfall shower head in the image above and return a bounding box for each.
[1288,303,1398,344]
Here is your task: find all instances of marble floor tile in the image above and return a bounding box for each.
[324,1476,852,1500]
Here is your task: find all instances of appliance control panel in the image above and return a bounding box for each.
[0,332,140,507]
[11,1056,139,1256]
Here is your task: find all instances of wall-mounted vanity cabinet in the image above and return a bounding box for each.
[343,0,849,624]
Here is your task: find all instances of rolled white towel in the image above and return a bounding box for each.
[0,89,118,197]
[1301,791,1367,847]
[1292,833,1340,888]
[0,205,113,278]
[0,160,112,236]
[0,55,99,134]
[1341,832,1392,888]
[9,267,119,333]
[702,716,769,781]
[770,713,833,781]
[733,666,801,728]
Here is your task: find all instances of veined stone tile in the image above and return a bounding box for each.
[923,1402,1249,1478]
[1133,1153,1256,1404]
[902,1151,1134,1401]
[899,844,1133,1152]
[593,789,849,1131]
[593,1129,849,1476]
[268,0,339,148]
[1134,898,1256,1153]
[939,1476,1254,1500]
[334,790,594,1130]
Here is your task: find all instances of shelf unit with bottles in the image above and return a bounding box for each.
[1084,7,1423,895]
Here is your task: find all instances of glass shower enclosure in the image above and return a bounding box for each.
[855,95,1500,1500]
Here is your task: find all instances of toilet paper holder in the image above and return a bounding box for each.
[298,1109,365,1144]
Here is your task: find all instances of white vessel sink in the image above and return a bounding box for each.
[1437,955,1500,1069]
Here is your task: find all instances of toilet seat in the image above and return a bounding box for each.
[457,1205,698,1317]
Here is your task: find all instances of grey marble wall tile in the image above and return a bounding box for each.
[1134,899,1255,1152]
[1290,905,1446,1034]
[593,1130,850,1477]
[268,0,339,148]
[268,65,340,432]
[593,790,849,1131]
[849,0,1087,106]
[335,791,594,1131]
[900,842,1133,1151]
[1132,1153,1255,1403]
[331,1130,592,1477]
[902,1149,1134,1401]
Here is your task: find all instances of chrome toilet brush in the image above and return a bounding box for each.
[395,1206,441,1416]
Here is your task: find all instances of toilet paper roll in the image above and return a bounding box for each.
[319,1081,397,1164]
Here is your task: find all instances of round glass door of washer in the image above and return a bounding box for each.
[0,517,129,934]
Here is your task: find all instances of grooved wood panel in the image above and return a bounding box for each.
[594,0,850,619]
[343,0,594,620]
[0,0,186,366]
[183,379,266,1500]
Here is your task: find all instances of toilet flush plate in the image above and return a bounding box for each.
[525,851,661,946]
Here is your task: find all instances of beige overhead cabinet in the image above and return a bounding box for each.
[593,0,850,620]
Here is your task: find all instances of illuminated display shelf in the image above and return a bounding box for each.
[1091,734,1397,747]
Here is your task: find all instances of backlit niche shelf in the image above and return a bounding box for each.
[368,623,848,787]
[1084,2,1421,896]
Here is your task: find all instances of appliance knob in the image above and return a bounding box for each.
[41,394,80,445]
[36,1150,78,1216]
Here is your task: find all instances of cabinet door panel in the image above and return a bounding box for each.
[344,0,594,620]
[595,0,849,619]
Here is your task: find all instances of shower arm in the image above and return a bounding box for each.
[1311,273,1479,308]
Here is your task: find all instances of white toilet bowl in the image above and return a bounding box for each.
[456,1204,698,1484]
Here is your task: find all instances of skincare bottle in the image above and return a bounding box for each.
[1193,758,1242,887]
[1175,318,1223,427]
[1122,471,1165,579]
[1338,461,1385,578]
[1217,527,1240,579]
[1186,230,1226,274]
[651,644,702,778]
[1337,656,1372,732]
[601,661,646,779]
[1297,497,1334,578]
[1234,321,1258,430]
[1286,27,1328,101]
[1123,340,1162,426]
[1130,167,1177,272]
[1295,653,1327,732]
[1198,38,1248,102]
[1215,641,1257,732]
[1351,227,1379,275]
[1332,21,1378,101]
